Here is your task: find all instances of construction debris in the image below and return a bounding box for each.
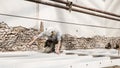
[0,22,120,51]
[0,22,44,51]
[61,35,120,50]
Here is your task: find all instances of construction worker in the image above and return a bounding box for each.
[28,27,62,54]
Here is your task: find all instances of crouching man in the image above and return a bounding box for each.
[28,27,62,54]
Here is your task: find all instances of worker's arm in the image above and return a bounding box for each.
[28,36,38,46]
[28,32,45,46]
[55,32,62,54]
[55,40,61,54]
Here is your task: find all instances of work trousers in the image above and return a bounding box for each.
[43,39,58,53]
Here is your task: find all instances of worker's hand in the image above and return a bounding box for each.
[55,49,60,55]
[33,36,38,39]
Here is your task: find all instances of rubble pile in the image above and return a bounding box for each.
[0,22,44,51]
[0,22,120,51]
[61,34,78,50]
[62,34,120,50]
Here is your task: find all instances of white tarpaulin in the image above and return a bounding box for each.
[0,0,119,37]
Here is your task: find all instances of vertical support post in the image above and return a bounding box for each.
[40,21,44,32]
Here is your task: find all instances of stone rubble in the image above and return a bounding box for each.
[61,35,120,50]
[0,22,120,51]
[0,22,44,51]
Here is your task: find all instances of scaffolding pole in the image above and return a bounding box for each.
[26,0,120,22]
[51,0,120,18]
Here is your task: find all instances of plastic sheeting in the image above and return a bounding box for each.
[0,0,119,37]
[105,0,120,37]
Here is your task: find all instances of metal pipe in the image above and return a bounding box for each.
[51,0,120,18]
[26,0,120,22]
